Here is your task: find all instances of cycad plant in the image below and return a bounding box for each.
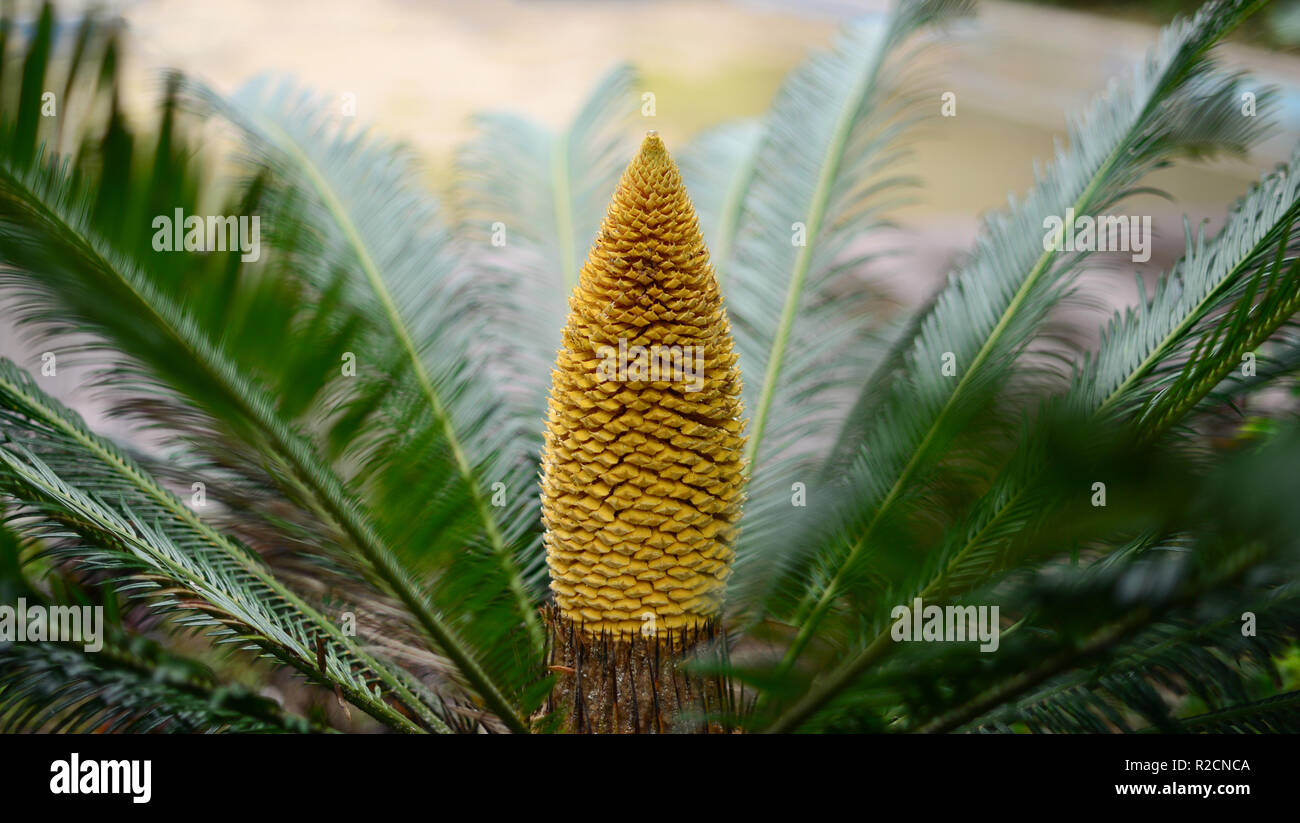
[0,0,1298,734]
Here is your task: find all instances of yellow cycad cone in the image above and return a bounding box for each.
[541,132,747,637]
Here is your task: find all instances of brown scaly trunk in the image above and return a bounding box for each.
[541,606,732,733]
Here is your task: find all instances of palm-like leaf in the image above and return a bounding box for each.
[906,144,1300,625]
[0,636,312,733]
[725,0,972,564]
[0,361,448,731]
[759,0,1273,677]
[977,585,1300,733]
[779,431,1300,732]
[0,11,532,731]
[183,75,546,661]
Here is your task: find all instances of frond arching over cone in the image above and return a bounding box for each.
[540,132,747,636]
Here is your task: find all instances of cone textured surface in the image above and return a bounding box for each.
[541,133,747,635]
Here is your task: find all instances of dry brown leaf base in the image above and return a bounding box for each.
[540,605,733,733]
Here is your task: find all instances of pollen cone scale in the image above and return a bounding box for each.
[540,132,747,638]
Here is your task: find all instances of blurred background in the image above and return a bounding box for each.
[24,0,1298,296]
[104,0,1300,269]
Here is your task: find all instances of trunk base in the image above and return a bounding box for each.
[540,605,731,733]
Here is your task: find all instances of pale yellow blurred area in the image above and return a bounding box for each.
[106,0,1297,221]
[116,0,833,166]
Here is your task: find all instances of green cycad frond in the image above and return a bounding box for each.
[183,75,544,657]
[908,142,1300,624]
[459,62,635,300]
[0,123,530,734]
[1207,324,1300,406]
[1142,230,1300,434]
[0,360,449,731]
[919,552,1299,735]
[934,423,1296,735]
[0,580,314,733]
[0,524,315,733]
[1082,145,1300,420]
[0,7,540,730]
[760,0,1273,666]
[457,65,636,429]
[0,445,433,732]
[976,587,1300,733]
[768,431,1300,733]
[726,0,971,561]
[1,637,309,733]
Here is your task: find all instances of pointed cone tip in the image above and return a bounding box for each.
[638,130,668,163]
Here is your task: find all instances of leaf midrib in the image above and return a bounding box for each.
[551,128,579,293]
[258,119,544,655]
[744,36,886,471]
[712,133,760,284]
